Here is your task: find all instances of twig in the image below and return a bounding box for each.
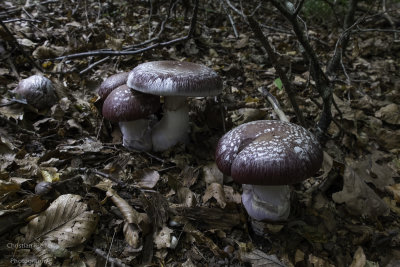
[247,16,306,127]
[261,87,289,122]
[382,0,398,41]
[220,0,239,38]
[49,0,199,62]
[0,20,43,72]
[80,56,110,74]
[88,246,128,267]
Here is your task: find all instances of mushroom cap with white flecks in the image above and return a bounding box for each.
[215,120,323,185]
[15,75,57,109]
[97,72,129,101]
[126,61,222,96]
[102,84,160,122]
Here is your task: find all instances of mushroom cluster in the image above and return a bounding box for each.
[127,61,222,151]
[99,61,222,152]
[215,120,323,221]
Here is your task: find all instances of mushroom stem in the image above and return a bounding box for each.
[151,96,189,151]
[242,184,291,221]
[119,119,153,151]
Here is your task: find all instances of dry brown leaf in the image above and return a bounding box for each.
[123,222,141,249]
[308,254,335,267]
[376,128,400,151]
[240,248,285,267]
[183,223,228,258]
[375,103,400,125]
[106,188,149,227]
[385,184,400,203]
[347,150,396,190]
[177,187,196,207]
[24,194,98,248]
[223,185,242,204]
[202,162,223,186]
[135,169,160,189]
[349,247,366,267]
[332,166,390,217]
[202,182,226,208]
[153,225,174,249]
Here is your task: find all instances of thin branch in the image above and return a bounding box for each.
[382,0,398,41]
[261,87,289,122]
[247,16,306,126]
[0,20,43,73]
[220,0,239,38]
[48,0,199,62]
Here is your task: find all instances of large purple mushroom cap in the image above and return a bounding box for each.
[215,120,323,185]
[102,85,160,122]
[126,61,222,97]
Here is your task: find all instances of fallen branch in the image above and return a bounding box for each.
[49,0,199,62]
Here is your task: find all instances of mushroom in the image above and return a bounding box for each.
[97,72,129,101]
[215,120,323,221]
[14,75,58,110]
[102,84,160,151]
[127,60,222,151]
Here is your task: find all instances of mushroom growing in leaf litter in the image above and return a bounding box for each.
[14,75,58,110]
[102,85,160,151]
[127,60,222,151]
[97,72,129,101]
[215,120,323,221]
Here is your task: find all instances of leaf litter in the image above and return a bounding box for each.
[0,0,399,266]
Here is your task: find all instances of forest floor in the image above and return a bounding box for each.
[0,0,399,266]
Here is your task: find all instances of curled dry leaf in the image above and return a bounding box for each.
[202,182,226,208]
[106,188,149,228]
[24,194,98,248]
[332,166,390,217]
[123,222,141,249]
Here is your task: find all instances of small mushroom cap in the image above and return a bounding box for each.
[127,61,222,97]
[102,85,160,122]
[97,72,129,100]
[15,75,57,109]
[215,120,323,185]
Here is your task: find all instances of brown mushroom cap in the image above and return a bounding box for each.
[15,75,57,109]
[102,85,160,122]
[98,72,129,101]
[126,61,222,96]
[215,120,323,185]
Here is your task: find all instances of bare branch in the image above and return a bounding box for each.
[247,16,306,126]
[48,0,199,62]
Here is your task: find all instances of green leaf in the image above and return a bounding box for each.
[274,78,283,90]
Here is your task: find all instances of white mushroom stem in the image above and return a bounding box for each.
[241,184,291,221]
[151,96,189,151]
[119,119,153,151]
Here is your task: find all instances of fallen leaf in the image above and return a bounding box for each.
[24,194,98,247]
[375,103,400,125]
[202,182,226,208]
[135,169,160,189]
[332,166,390,217]
[153,225,174,249]
[240,248,285,267]
[349,247,366,267]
